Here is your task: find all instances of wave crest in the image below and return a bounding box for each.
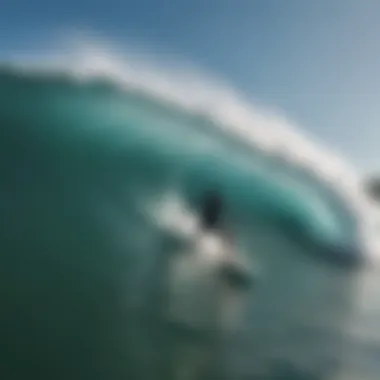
[3,34,380,262]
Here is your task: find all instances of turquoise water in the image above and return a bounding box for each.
[0,67,377,379]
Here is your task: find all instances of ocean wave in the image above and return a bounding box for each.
[2,37,379,263]
[3,36,380,380]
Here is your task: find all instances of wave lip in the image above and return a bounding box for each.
[2,37,379,263]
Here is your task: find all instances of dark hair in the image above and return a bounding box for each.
[200,190,223,229]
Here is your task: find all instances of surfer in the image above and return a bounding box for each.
[200,190,224,230]
[200,189,251,292]
[163,189,252,380]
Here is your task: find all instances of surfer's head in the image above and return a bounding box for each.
[200,190,224,230]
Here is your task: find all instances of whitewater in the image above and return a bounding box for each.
[1,39,380,380]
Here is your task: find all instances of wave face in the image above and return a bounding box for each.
[0,51,379,380]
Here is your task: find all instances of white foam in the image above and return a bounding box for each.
[6,31,380,262]
[148,192,200,240]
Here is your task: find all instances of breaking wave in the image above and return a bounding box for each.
[2,37,380,380]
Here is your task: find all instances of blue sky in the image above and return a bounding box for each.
[2,0,380,173]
